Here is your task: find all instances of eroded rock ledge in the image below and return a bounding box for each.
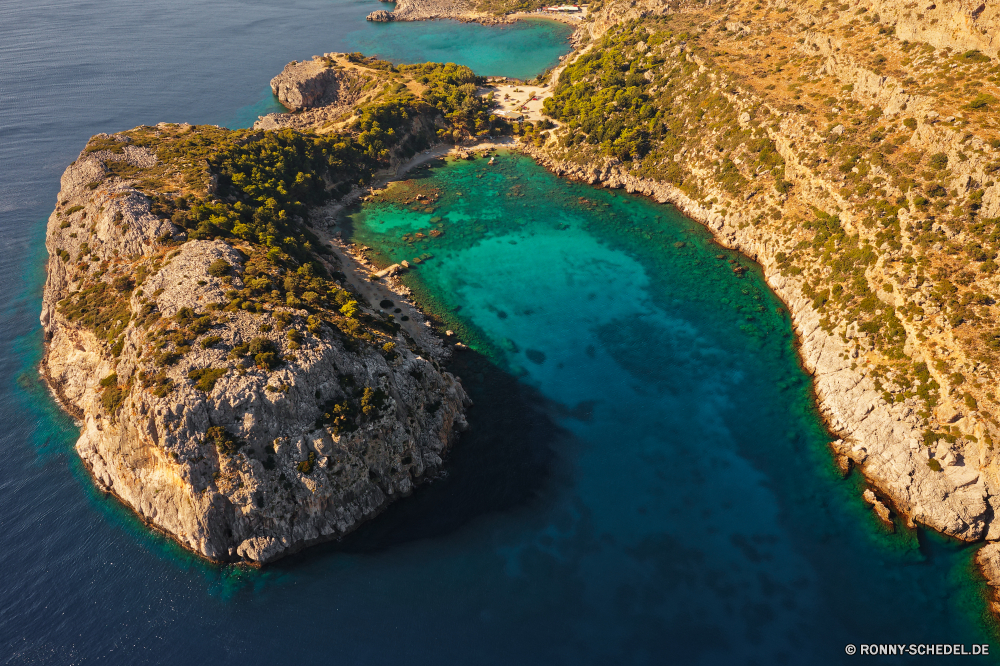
[41,134,469,564]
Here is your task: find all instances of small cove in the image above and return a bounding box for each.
[0,0,997,661]
[341,153,997,661]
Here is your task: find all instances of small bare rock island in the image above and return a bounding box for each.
[38,53,495,563]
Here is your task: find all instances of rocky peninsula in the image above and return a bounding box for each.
[38,55,495,563]
[39,0,1000,604]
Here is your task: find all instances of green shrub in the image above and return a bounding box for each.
[927,458,942,472]
[154,350,181,367]
[208,259,231,277]
[297,451,317,474]
[965,93,998,111]
[205,426,240,456]
[65,205,85,215]
[112,275,134,292]
[188,315,213,335]
[101,384,125,415]
[227,342,249,359]
[903,117,917,129]
[340,301,360,318]
[188,367,228,392]
[928,152,949,170]
[361,386,387,418]
[274,311,292,330]
[255,351,279,370]
[958,50,991,63]
[248,337,275,355]
[200,335,222,349]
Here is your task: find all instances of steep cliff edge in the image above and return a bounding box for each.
[518,0,1000,592]
[256,54,377,131]
[364,0,528,24]
[37,52,505,563]
[861,0,999,59]
[41,135,469,563]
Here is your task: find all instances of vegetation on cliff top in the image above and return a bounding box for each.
[58,57,492,404]
[538,8,1000,445]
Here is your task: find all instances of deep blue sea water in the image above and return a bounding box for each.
[0,0,995,663]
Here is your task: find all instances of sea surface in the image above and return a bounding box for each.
[0,0,993,663]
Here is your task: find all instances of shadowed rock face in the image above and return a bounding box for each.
[270,58,345,111]
[861,0,1000,58]
[41,136,470,564]
[366,9,395,21]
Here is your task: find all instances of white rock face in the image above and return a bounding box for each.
[269,58,343,112]
[41,149,469,564]
[526,146,996,545]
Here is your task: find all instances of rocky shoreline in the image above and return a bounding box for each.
[523,145,993,542]
[40,121,472,564]
[366,0,513,24]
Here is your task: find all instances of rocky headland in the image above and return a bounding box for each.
[365,0,500,23]
[38,0,1000,605]
[365,0,539,25]
[38,55,498,563]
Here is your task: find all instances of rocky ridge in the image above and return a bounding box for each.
[41,125,470,564]
[366,0,513,24]
[255,54,378,131]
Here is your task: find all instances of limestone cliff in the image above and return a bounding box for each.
[523,0,1000,592]
[41,129,469,563]
[861,0,1000,59]
[256,54,377,131]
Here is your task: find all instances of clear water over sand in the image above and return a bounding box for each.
[0,0,992,661]
[342,153,995,662]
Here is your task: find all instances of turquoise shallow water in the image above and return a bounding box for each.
[0,0,996,661]
[343,154,997,662]
[346,18,573,80]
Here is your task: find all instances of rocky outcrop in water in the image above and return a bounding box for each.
[257,54,377,131]
[366,10,396,21]
[40,130,469,564]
